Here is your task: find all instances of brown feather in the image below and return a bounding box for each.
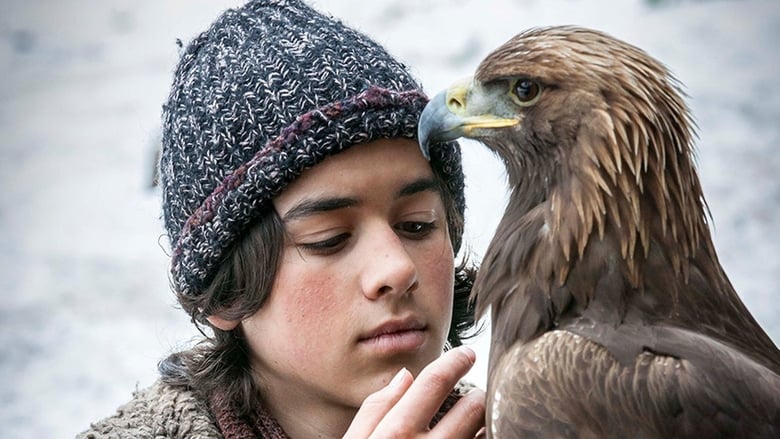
[471,26,780,363]
[425,25,780,437]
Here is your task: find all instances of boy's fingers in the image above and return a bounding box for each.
[345,346,483,439]
[342,368,413,439]
[379,346,477,431]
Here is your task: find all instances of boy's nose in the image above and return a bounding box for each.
[360,225,418,300]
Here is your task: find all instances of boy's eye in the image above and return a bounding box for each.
[298,233,350,255]
[396,221,437,238]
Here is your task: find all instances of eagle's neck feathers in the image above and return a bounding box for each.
[549,85,712,290]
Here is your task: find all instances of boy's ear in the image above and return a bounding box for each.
[206,314,240,331]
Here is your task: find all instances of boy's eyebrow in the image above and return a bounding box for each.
[281,197,358,222]
[397,177,441,198]
[281,177,441,222]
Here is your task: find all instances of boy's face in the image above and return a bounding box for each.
[243,138,454,421]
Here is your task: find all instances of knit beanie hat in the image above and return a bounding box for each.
[160,0,466,300]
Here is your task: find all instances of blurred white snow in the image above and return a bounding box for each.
[1,0,778,437]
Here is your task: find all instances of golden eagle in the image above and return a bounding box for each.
[419,26,780,438]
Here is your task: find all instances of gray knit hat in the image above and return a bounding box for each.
[161,0,465,299]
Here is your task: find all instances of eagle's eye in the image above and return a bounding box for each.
[511,78,541,106]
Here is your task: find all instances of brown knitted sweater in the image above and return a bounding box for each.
[77,381,222,439]
[77,380,470,438]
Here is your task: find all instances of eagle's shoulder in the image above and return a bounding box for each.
[488,328,780,438]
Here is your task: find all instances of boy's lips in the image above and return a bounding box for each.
[359,316,426,340]
[358,316,428,354]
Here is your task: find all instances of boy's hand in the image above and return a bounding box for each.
[344,346,486,439]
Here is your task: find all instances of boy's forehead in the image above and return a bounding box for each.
[272,140,438,216]
[277,138,430,190]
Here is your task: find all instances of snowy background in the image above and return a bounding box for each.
[1,0,778,437]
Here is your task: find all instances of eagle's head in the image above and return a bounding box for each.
[420,26,710,286]
[420,25,692,184]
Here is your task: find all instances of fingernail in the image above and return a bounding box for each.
[389,368,408,387]
[457,345,476,363]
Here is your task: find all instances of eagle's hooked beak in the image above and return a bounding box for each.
[418,78,519,159]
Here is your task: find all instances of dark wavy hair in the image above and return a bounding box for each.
[159,164,479,416]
